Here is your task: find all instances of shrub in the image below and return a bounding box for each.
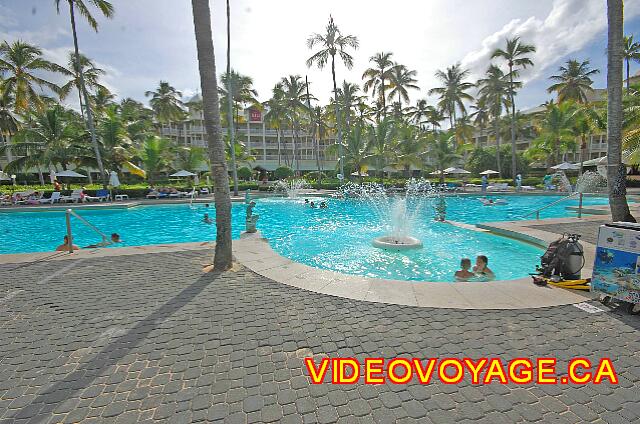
[237,167,253,181]
[274,166,294,179]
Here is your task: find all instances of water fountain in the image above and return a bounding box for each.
[274,179,308,199]
[339,178,436,251]
[575,170,607,194]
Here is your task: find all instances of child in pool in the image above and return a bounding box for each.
[454,258,474,281]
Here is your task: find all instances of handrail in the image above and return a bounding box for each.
[65,208,109,253]
[523,192,583,220]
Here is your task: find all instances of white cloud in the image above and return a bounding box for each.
[461,0,640,83]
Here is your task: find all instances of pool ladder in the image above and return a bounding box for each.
[523,192,584,220]
[64,209,109,253]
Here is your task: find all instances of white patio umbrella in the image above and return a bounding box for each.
[551,162,579,170]
[444,167,471,174]
[429,170,447,175]
[54,170,87,178]
[170,170,196,177]
[109,171,121,187]
[479,169,500,175]
[350,171,369,177]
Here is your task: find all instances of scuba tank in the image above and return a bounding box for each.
[563,234,584,279]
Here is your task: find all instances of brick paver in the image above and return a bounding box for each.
[0,250,638,423]
[529,220,609,245]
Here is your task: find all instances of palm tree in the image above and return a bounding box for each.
[175,146,206,172]
[279,75,310,173]
[335,81,361,137]
[477,64,513,177]
[424,106,445,131]
[427,131,460,183]
[623,35,640,93]
[361,52,394,120]
[97,104,133,173]
[570,108,594,175]
[547,59,600,103]
[393,124,426,176]
[264,85,290,167]
[387,64,419,108]
[428,64,474,131]
[59,52,107,117]
[492,37,536,185]
[470,99,490,148]
[606,0,635,222]
[145,81,185,124]
[191,0,233,269]
[306,15,359,179]
[531,102,576,165]
[224,0,238,196]
[366,118,396,182]
[1,105,92,173]
[54,0,114,187]
[0,89,19,159]
[219,69,258,195]
[406,99,429,130]
[138,136,173,184]
[0,41,68,114]
[327,122,370,176]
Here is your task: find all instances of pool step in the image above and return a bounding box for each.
[443,220,490,232]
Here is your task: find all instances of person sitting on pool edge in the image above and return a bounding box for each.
[203,213,213,224]
[473,255,495,280]
[55,235,79,252]
[454,258,474,281]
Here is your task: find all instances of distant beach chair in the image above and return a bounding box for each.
[85,189,111,202]
[38,191,61,204]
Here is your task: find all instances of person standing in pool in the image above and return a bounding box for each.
[473,255,495,280]
[203,213,213,224]
[454,258,474,281]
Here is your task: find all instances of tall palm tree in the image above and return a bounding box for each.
[361,52,394,120]
[406,99,429,130]
[428,64,474,131]
[0,41,68,114]
[97,104,135,174]
[547,59,600,103]
[327,122,370,176]
[59,52,107,117]
[476,64,513,177]
[264,85,290,167]
[145,81,185,124]
[54,0,114,187]
[387,64,419,108]
[335,81,361,138]
[280,75,310,173]
[219,69,258,195]
[0,89,19,156]
[424,106,445,131]
[306,15,359,179]
[393,124,426,176]
[492,37,536,184]
[606,0,635,222]
[191,0,233,269]
[224,0,239,196]
[623,35,640,94]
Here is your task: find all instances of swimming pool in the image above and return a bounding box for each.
[0,194,609,281]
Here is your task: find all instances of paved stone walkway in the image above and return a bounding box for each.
[527,220,609,245]
[0,250,639,423]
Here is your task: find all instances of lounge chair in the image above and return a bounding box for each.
[200,187,210,195]
[85,189,111,202]
[183,189,197,198]
[39,192,61,204]
[61,189,84,203]
[146,190,160,199]
[487,183,510,192]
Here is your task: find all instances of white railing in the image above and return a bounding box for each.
[65,209,109,253]
[523,192,584,220]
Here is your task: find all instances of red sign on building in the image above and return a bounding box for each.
[249,109,262,122]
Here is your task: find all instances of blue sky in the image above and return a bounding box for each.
[2,0,640,111]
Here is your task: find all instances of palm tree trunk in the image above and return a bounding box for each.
[331,55,344,178]
[381,68,386,120]
[606,0,635,222]
[626,58,630,94]
[68,0,107,188]
[579,135,587,176]
[509,66,518,184]
[191,0,233,269]
[225,0,239,196]
[494,117,502,177]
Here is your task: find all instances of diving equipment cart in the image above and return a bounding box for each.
[591,222,640,314]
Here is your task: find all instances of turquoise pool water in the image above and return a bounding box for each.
[0,194,610,281]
